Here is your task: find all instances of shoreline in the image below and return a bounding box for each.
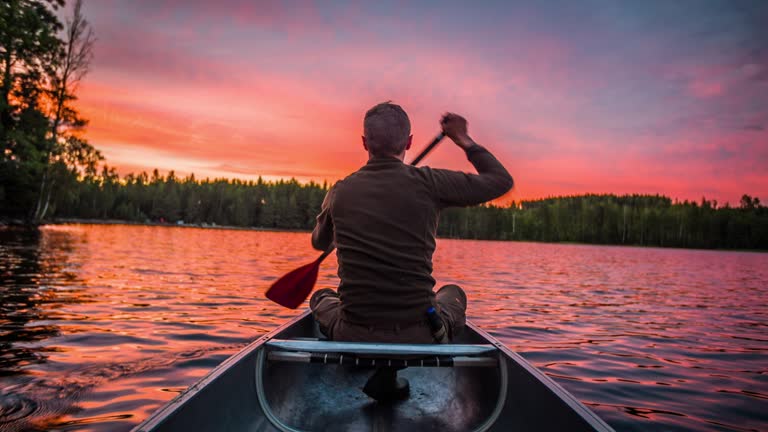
[3,217,765,253]
[53,218,313,233]
[0,217,312,234]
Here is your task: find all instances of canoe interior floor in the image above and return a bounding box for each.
[263,362,500,431]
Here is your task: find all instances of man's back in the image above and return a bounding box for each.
[331,157,441,324]
[310,106,512,343]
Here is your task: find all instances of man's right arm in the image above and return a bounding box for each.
[429,113,514,207]
[311,186,335,251]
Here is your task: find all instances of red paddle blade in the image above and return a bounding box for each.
[265,259,321,309]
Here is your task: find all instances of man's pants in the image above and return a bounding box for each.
[309,284,467,343]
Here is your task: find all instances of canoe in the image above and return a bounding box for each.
[133,310,614,432]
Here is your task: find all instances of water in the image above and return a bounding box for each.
[0,224,766,431]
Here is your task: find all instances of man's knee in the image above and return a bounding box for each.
[436,284,467,339]
[310,288,341,339]
[436,284,467,310]
[310,288,338,311]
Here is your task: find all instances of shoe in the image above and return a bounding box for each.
[362,367,410,402]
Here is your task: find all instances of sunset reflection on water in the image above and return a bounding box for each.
[0,224,766,431]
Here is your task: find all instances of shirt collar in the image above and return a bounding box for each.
[363,155,404,167]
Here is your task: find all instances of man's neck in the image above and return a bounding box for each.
[368,151,406,162]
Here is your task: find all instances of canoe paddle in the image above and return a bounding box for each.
[265,132,446,309]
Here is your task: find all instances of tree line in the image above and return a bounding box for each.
[41,168,768,250]
[53,168,328,230]
[439,194,767,250]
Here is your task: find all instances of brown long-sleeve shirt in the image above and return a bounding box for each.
[312,144,513,325]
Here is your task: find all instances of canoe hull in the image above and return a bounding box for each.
[133,311,613,432]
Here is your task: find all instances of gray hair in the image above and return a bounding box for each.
[363,102,411,157]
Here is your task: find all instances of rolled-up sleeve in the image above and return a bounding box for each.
[311,186,335,251]
[428,144,513,207]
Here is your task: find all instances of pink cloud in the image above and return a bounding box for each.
[689,80,724,98]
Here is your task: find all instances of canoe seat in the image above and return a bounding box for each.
[266,339,498,367]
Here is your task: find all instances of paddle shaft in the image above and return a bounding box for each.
[409,132,445,166]
[316,132,445,259]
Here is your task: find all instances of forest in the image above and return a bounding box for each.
[2,1,766,250]
[43,169,768,250]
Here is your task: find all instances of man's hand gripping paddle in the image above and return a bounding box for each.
[265,133,445,309]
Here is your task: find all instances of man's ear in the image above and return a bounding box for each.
[405,135,413,150]
[362,136,368,151]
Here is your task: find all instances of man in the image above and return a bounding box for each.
[310,102,513,348]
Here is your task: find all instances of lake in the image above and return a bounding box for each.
[0,224,766,431]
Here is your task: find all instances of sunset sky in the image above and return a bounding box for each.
[74,0,767,204]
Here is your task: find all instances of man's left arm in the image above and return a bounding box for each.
[311,186,335,251]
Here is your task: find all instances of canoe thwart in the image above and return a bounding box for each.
[268,351,498,367]
[267,339,498,356]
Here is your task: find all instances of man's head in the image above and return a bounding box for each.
[362,102,413,159]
